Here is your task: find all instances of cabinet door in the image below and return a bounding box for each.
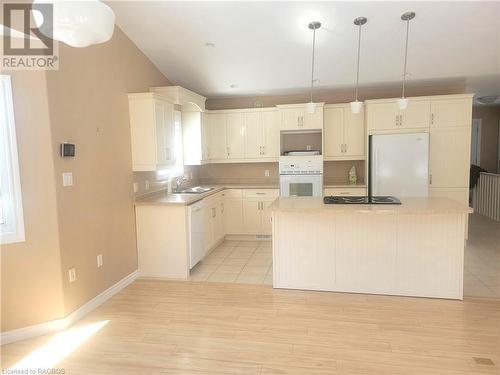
[203,204,215,254]
[280,108,303,130]
[214,202,224,243]
[242,200,262,234]
[245,112,263,159]
[303,107,323,130]
[431,98,472,128]
[154,99,168,166]
[200,112,210,161]
[262,111,280,158]
[224,199,244,235]
[261,200,274,235]
[343,108,365,157]
[324,107,343,158]
[226,112,246,159]
[429,127,471,188]
[366,102,399,131]
[401,99,430,129]
[208,113,227,160]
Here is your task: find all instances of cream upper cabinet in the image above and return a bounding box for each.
[262,110,280,158]
[401,99,431,129]
[226,112,246,159]
[431,98,473,128]
[324,107,343,158]
[324,105,365,160]
[128,93,175,171]
[429,127,471,188]
[245,111,263,159]
[278,104,324,130]
[366,101,400,131]
[366,99,430,131]
[207,113,227,160]
[201,112,210,161]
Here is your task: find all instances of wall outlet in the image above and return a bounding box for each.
[97,254,103,268]
[132,182,138,193]
[306,145,312,151]
[62,172,73,187]
[145,180,150,190]
[264,169,270,177]
[68,268,76,283]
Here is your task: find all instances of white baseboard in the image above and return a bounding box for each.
[1,270,138,345]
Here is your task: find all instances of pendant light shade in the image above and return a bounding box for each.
[350,17,367,114]
[307,21,321,114]
[33,0,115,48]
[398,11,415,110]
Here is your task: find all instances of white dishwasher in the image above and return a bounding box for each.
[188,200,205,269]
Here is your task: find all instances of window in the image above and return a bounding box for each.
[0,75,25,244]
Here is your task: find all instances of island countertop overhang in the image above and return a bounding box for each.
[269,197,473,215]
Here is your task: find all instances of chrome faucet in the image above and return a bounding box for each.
[172,175,186,193]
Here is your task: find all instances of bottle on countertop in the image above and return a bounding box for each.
[349,165,357,185]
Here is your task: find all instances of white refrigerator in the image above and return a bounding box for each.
[369,132,429,197]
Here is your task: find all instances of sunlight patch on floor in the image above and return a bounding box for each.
[9,320,109,371]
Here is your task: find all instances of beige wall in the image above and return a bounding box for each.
[472,106,500,173]
[1,72,65,332]
[45,27,170,315]
[206,81,466,110]
[1,27,170,331]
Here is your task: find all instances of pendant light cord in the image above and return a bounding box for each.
[402,18,410,99]
[310,27,316,103]
[355,23,362,102]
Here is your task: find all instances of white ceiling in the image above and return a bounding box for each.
[109,1,500,98]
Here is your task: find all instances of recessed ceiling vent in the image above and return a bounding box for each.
[476,95,500,105]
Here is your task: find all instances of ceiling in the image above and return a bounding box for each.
[109,1,500,99]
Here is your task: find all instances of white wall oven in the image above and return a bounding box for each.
[279,155,323,197]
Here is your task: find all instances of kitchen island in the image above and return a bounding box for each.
[270,197,472,299]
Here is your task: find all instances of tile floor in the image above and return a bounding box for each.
[463,213,500,298]
[189,240,273,285]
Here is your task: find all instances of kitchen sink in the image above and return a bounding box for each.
[173,186,214,194]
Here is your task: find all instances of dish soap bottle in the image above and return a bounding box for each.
[349,165,357,185]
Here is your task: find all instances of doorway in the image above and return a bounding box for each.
[471,119,482,166]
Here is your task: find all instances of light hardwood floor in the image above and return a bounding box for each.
[2,279,500,374]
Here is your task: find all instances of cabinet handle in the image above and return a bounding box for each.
[431,113,434,125]
[429,174,433,185]
[395,115,399,126]
[212,207,216,218]
[256,192,266,195]
[227,146,230,157]
[262,145,265,155]
[221,203,224,214]
[345,144,348,153]
[400,114,403,126]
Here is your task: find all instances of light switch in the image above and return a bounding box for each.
[264,169,270,177]
[62,172,73,187]
[133,182,138,193]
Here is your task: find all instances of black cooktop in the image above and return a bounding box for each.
[323,196,402,205]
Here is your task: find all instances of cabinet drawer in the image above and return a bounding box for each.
[324,187,367,196]
[244,189,279,198]
[222,189,243,198]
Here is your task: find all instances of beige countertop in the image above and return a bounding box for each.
[135,184,279,206]
[270,197,473,215]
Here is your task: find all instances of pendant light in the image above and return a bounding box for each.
[33,0,115,48]
[398,11,415,110]
[350,17,367,114]
[306,21,321,114]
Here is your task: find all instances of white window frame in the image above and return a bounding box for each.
[1,75,25,244]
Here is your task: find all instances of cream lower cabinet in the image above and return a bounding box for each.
[324,105,365,160]
[223,190,244,234]
[242,189,279,235]
[204,193,225,253]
